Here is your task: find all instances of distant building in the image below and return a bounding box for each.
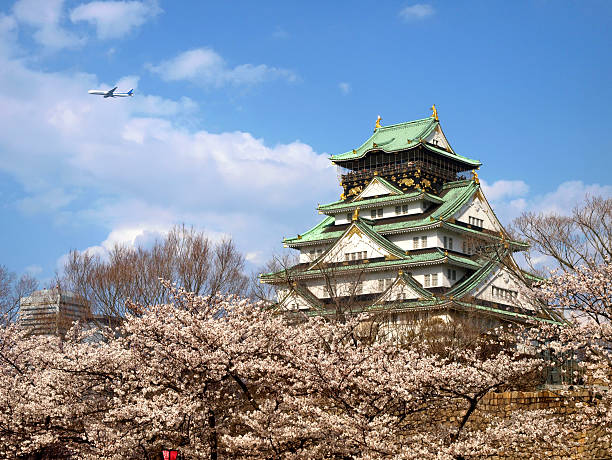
[19,288,91,336]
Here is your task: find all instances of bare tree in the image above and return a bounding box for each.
[0,265,38,325]
[511,195,612,275]
[62,225,248,318]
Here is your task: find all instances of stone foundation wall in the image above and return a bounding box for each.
[465,390,610,459]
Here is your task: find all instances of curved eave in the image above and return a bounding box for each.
[264,251,481,283]
[330,117,436,161]
[331,139,481,170]
[318,192,443,214]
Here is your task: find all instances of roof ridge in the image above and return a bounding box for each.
[376,117,435,131]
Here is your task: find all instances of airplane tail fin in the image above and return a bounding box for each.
[128,89,134,96]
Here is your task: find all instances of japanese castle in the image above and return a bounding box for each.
[261,108,561,326]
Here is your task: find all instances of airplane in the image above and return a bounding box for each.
[88,87,134,98]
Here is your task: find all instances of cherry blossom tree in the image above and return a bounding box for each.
[4,272,609,459]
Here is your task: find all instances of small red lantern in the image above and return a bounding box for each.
[162,449,179,460]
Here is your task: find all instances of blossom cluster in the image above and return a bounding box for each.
[1,269,610,459]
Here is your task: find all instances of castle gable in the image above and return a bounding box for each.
[376,272,433,304]
[425,124,454,153]
[311,222,406,267]
[355,177,402,200]
[453,190,503,233]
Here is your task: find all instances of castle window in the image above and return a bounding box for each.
[346,213,351,222]
[421,236,427,248]
[431,273,438,286]
[395,204,410,215]
[469,216,484,227]
[413,237,420,249]
[345,251,367,261]
[378,278,394,291]
[492,286,517,300]
[424,274,430,287]
[443,236,453,250]
[371,208,384,219]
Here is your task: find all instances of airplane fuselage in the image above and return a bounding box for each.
[88,88,133,98]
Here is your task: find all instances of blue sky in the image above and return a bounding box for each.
[0,0,611,283]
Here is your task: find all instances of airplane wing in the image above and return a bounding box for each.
[104,86,118,98]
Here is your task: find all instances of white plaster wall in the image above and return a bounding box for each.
[321,230,390,264]
[436,231,465,253]
[276,289,311,310]
[425,126,452,152]
[441,264,466,288]
[410,267,443,288]
[360,180,393,198]
[334,213,353,225]
[299,245,330,263]
[474,268,535,311]
[305,270,410,298]
[455,196,501,232]
[332,201,425,224]
[388,230,436,251]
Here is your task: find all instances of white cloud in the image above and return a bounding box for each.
[70,1,162,39]
[0,14,18,56]
[530,181,612,215]
[0,47,336,273]
[484,179,612,225]
[480,179,529,201]
[338,82,351,95]
[399,4,435,21]
[147,47,298,87]
[12,0,83,49]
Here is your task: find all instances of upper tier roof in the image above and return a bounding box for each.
[330,117,482,168]
[286,180,479,246]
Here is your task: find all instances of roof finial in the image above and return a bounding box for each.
[430,104,438,121]
[375,115,382,130]
[352,207,360,221]
[472,169,479,184]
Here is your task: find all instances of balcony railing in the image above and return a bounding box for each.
[339,161,458,184]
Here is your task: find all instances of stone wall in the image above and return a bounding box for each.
[467,390,610,460]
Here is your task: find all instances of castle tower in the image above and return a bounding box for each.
[261,112,561,327]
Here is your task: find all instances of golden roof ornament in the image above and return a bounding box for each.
[375,115,382,129]
[352,207,360,221]
[472,169,480,184]
[430,104,439,121]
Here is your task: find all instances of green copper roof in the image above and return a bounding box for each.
[262,247,481,282]
[329,117,481,168]
[286,180,480,246]
[318,190,443,214]
[446,259,498,299]
[331,117,437,161]
[363,298,562,325]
